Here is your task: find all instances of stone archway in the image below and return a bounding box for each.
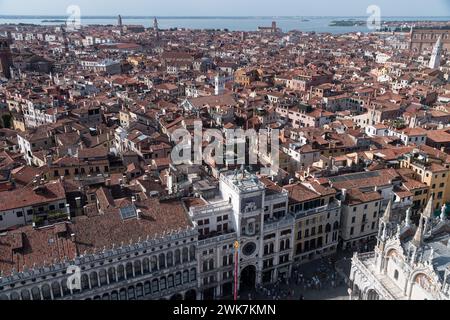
[170,293,183,300]
[185,289,197,301]
[240,265,257,291]
[367,289,380,300]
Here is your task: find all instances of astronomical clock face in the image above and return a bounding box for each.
[242,242,257,256]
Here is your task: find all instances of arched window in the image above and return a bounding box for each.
[326,223,331,233]
[152,279,159,292]
[90,272,99,288]
[160,277,167,291]
[31,287,41,300]
[209,259,214,270]
[119,288,127,300]
[175,249,181,265]
[144,282,151,295]
[128,286,136,300]
[175,272,182,286]
[394,270,399,280]
[10,292,20,300]
[61,280,70,296]
[168,275,174,288]
[41,284,51,300]
[333,222,339,231]
[21,289,31,300]
[99,269,108,286]
[183,270,189,283]
[182,248,189,263]
[159,253,166,269]
[125,262,133,278]
[136,283,144,298]
[203,261,208,272]
[167,252,174,268]
[151,256,158,271]
[111,291,119,300]
[190,268,196,281]
[108,267,117,283]
[117,265,125,281]
[143,258,150,274]
[52,282,62,298]
[134,260,142,276]
[190,245,196,261]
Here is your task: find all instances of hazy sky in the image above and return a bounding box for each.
[0,0,449,16]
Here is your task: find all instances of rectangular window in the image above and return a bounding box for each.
[160,279,166,290]
[168,276,174,288]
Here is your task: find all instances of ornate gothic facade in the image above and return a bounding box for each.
[350,198,450,300]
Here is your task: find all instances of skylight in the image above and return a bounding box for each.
[119,205,137,220]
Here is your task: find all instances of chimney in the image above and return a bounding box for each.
[136,209,142,220]
[46,155,53,166]
[341,189,347,202]
[75,197,82,208]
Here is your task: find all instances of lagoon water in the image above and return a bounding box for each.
[0,16,449,34]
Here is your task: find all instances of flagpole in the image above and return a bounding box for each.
[234,241,239,301]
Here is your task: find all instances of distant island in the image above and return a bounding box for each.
[329,20,366,27]
[42,19,66,23]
